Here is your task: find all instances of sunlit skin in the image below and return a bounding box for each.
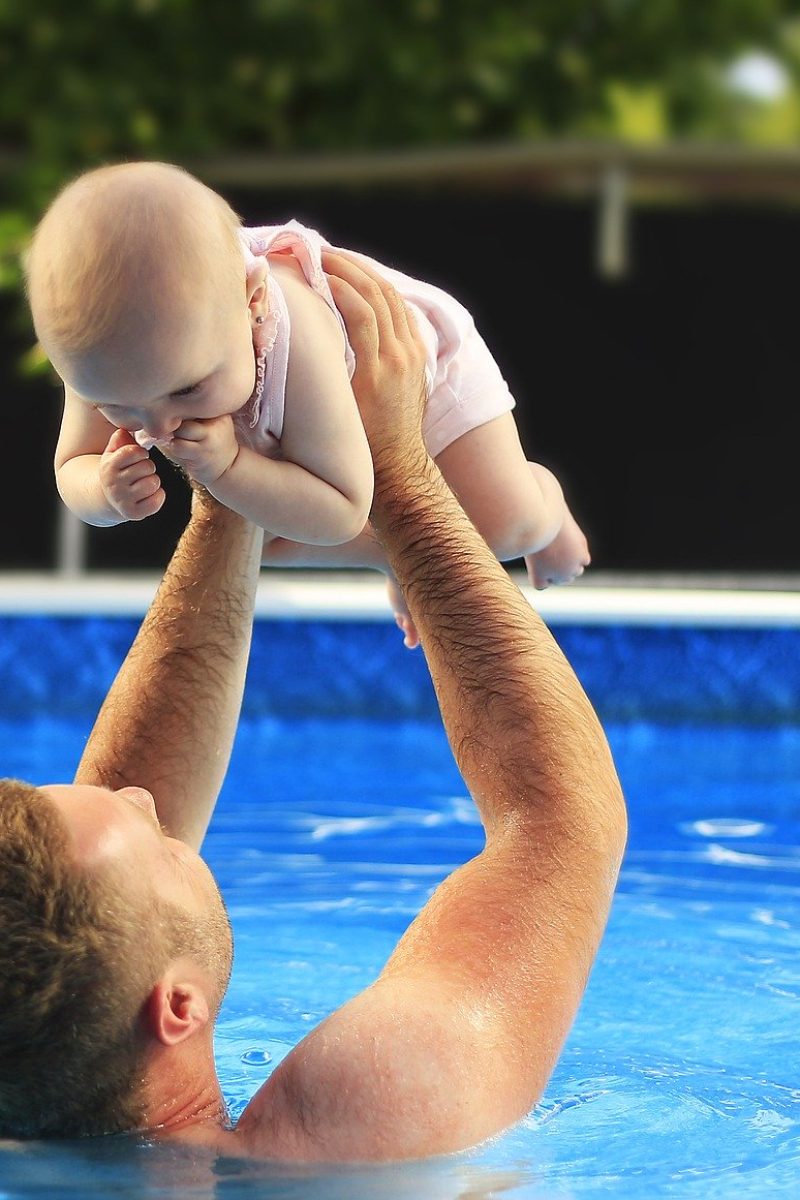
[52,248,374,543]
[73,301,258,441]
[42,783,229,938]
[38,164,373,546]
[41,782,237,1140]
[54,258,269,519]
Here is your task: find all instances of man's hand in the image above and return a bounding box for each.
[166,414,240,488]
[322,249,430,648]
[322,249,428,488]
[99,427,165,521]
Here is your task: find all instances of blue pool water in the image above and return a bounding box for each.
[1,616,799,1198]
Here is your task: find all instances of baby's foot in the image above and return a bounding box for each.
[526,509,590,590]
[386,575,420,649]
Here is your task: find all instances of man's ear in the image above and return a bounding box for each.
[246,257,268,321]
[144,976,210,1047]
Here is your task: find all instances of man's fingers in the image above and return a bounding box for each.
[322,247,429,466]
[325,273,381,355]
[322,249,414,347]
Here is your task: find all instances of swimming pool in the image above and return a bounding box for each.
[1,580,799,1198]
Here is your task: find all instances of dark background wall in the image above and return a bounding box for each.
[1,185,796,576]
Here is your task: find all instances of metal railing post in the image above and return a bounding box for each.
[55,500,88,577]
[597,164,629,279]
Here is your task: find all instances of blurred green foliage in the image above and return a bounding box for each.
[2,0,800,297]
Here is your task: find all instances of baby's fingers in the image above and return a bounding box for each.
[102,440,152,474]
[104,427,139,454]
[128,486,166,520]
[120,468,165,520]
[101,454,158,491]
[169,419,207,444]
[123,464,161,497]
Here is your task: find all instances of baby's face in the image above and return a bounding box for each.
[63,288,258,443]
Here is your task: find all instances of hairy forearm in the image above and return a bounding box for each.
[208,445,371,546]
[370,456,624,840]
[56,456,125,527]
[74,491,263,849]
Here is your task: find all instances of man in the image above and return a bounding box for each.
[0,252,626,1160]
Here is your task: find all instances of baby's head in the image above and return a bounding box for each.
[25,162,267,438]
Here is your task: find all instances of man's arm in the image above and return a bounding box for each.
[74,487,263,850]
[238,254,627,1161]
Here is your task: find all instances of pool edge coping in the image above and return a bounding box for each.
[1,571,800,626]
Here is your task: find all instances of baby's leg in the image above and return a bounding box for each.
[261,411,588,646]
[525,491,591,589]
[262,525,417,645]
[434,413,590,589]
[261,526,386,569]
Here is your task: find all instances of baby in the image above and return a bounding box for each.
[26,161,590,643]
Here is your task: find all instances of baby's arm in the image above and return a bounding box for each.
[55,388,165,526]
[178,258,374,544]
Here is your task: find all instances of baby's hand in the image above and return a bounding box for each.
[99,428,166,521]
[526,508,591,590]
[164,415,239,486]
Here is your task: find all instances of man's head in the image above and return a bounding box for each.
[24,161,268,443]
[0,778,233,1138]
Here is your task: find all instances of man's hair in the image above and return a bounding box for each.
[0,778,176,1137]
[24,160,244,360]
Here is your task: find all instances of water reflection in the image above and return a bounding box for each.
[0,1136,534,1199]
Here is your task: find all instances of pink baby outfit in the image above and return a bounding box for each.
[237,221,516,460]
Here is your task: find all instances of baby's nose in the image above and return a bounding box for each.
[139,413,182,438]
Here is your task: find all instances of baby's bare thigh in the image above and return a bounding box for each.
[435,413,537,527]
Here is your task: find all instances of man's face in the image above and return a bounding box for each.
[41,783,233,1000]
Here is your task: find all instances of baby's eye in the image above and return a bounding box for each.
[172,383,201,398]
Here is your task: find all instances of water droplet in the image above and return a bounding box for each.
[240,1048,272,1066]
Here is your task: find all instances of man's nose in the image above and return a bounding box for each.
[116,787,158,822]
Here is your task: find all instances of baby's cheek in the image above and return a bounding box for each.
[98,409,125,429]
[236,354,258,407]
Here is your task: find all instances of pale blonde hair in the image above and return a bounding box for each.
[24,161,245,360]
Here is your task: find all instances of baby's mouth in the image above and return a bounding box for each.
[133,429,175,451]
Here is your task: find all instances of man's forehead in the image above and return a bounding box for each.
[41,781,116,807]
[40,783,141,867]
